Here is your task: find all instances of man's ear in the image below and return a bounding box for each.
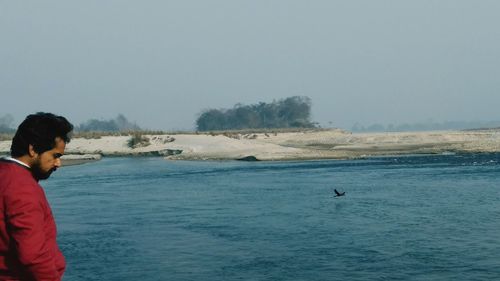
[28,144,37,158]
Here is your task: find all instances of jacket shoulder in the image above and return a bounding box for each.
[0,162,39,194]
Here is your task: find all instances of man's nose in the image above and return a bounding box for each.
[55,158,62,167]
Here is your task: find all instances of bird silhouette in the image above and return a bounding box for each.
[334,189,345,197]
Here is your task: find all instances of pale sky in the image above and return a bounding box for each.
[1,1,500,131]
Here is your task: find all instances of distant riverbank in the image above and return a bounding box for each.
[1,129,500,162]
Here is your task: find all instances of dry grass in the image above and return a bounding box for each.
[196,127,333,135]
[73,130,167,139]
[72,128,333,138]
[2,128,335,141]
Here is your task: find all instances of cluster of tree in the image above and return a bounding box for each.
[77,114,141,132]
[352,120,500,132]
[0,114,15,133]
[196,96,317,131]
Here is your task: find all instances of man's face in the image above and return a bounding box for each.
[31,137,66,180]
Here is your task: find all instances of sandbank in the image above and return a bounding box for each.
[2,129,500,162]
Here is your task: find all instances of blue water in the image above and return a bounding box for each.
[43,154,500,281]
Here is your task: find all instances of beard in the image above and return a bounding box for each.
[31,160,56,181]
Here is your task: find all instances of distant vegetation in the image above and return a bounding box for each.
[77,114,141,132]
[0,114,14,134]
[74,114,158,142]
[352,120,500,132]
[196,96,318,131]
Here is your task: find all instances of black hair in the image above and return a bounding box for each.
[10,112,74,157]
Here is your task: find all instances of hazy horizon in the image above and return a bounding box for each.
[4,106,500,133]
[2,1,500,131]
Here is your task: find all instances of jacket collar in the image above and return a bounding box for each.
[0,157,31,170]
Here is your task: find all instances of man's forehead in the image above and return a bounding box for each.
[53,137,66,150]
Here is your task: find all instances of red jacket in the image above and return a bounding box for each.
[0,159,66,281]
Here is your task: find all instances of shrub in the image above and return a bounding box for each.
[127,134,150,148]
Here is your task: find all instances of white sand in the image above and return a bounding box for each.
[1,129,500,161]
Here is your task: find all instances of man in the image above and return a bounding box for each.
[0,112,73,281]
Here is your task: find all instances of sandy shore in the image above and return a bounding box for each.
[1,129,500,162]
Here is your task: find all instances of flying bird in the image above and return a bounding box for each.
[334,189,346,197]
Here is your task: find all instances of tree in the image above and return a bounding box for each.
[196,109,228,131]
[277,96,312,128]
[195,96,317,131]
